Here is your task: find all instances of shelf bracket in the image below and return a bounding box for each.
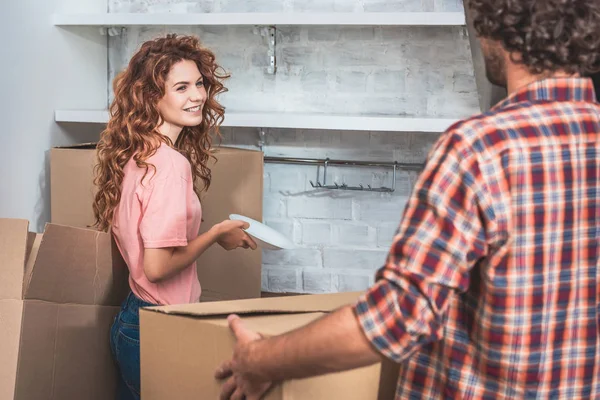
[257,128,267,150]
[253,26,277,75]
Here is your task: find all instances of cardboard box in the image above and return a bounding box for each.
[50,144,264,301]
[194,147,263,301]
[0,218,130,400]
[140,292,396,400]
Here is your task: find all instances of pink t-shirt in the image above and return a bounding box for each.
[112,143,202,305]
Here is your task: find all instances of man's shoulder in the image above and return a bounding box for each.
[443,104,528,152]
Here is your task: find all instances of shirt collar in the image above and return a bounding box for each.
[493,77,597,110]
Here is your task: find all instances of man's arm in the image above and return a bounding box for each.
[229,305,383,382]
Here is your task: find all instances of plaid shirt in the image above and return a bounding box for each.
[355,78,600,399]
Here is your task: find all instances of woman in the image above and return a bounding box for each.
[92,34,257,400]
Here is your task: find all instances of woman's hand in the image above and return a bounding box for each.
[214,220,258,251]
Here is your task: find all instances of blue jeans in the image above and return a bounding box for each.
[110,292,156,400]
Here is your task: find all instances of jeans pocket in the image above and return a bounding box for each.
[116,328,141,397]
[118,309,141,330]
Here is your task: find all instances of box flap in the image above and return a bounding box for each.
[14,302,121,400]
[50,147,98,228]
[148,291,362,317]
[23,234,42,298]
[24,223,130,306]
[0,219,29,300]
[0,300,24,399]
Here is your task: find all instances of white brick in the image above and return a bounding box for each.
[225,71,265,94]
[335,71,368,93]
[266,127,300,144]
[336,274,372,292]
[263,248,322,267]
[421,0,436,12]
[409,132,440,150]
[307,27,341,42]
[395,148,427,164]
[331,222,375,246]
[427,92,480,118]
[355,194,408,221]
[436,0,464,12]
[303,269,332,293]
[300,221,332,245]
[287,196,352,220]
[277,27,303,44]
[453,71,477,93]
[356,95,429,117]
[263,193,287,218]
[266,268,300,292]
[294,0,335,12]
[379,26,415,41]
[261,268,269,291]
[362,0,423,12]
[266,163,307,193]
[372,70,406,93]
[300,71,329,91]
[376,222,399,248]
[391,173,412,197]
[299,129,342,148]
[279,45,322,68]
[251,51,270,68]
[264,218,296,243]
[341,27,377,41]
[405,65,450,95]
[322,43,403,68]
[333,0,360,12]
[214,50,246,70]
[220,0,285,12]
[324,248,388,270]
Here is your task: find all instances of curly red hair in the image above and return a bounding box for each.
[92,34,229,231]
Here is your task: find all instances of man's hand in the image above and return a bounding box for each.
[215,315,274,400]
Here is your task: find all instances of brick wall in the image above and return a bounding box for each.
[108,0,479,293]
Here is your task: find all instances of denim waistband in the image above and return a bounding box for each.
[122,291,157,315]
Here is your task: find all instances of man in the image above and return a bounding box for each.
[216,0,600,398]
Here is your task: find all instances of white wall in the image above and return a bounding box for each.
[0,0,107,232]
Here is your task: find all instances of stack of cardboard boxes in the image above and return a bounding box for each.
[0,144,397,399]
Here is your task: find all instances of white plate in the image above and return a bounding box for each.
[229,214,295,250]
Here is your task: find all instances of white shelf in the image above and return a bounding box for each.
[55,110,458,133]
[52,12,465,27]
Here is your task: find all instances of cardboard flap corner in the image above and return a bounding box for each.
[0,218,31,300]
[23,223,130,306]
[147,291,363,318]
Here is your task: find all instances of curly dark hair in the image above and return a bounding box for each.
[92,34,229,231]
[468,0,600,75]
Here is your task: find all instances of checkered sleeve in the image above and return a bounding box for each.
[354,130,489,363]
